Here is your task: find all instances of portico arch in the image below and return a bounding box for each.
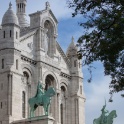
[42,71,58,89]
[21,65,34,118]
[42,71,58,123]
[59,80,68,124]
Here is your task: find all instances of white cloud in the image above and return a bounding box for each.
[0,0,72,23]
[0,1,123,124]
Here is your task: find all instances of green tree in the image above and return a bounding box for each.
[68,0,124,99]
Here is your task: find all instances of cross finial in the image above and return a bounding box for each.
[9,2,12,9]
[46,1,50,10]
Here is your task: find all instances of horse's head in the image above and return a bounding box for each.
[109,110,117,118]
[46,87,56,97]
[113,110,117,118]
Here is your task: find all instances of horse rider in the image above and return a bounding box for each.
[100,104,109,124]
[35,81,44,99]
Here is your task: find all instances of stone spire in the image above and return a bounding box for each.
[66,36,77,57]
[16,0,29,27]
[9,2,12,9]
[72,36,74,43]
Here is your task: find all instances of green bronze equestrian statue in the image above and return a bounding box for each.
[93,100,117,124]
[28,80,56,118]
[100,100,109,124]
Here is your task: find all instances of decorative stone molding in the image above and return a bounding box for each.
[41,62,61,74]
[27,42,33,50]
[60,72,71,79]
[56,42,71,67]
[20,29,37,42]
[0,48,21,56]
[21,55,37,66]
[49,10,58,24]
[60,79,69,87]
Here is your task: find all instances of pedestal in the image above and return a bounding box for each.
[12,116,55,124]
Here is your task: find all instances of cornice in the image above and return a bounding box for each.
[56,41,71,67]
[21,55,37,66]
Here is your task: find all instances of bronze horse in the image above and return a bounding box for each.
[28,86,56,118]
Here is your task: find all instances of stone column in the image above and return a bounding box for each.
[28,84,31,118]
[54,93,58,124]
[57,93,60,123]
[53,34,57,54]
[41,28,44,49]
[65,98,67,124]
[38,28,41,49]
[75,98,79,124]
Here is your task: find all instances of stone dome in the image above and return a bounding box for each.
[2,3,19,26]
[66,37,78,57]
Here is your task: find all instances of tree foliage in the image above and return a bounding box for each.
[68,0,124,98]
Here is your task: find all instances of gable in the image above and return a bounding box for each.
[20,30,37,58]
[56,42,71,73]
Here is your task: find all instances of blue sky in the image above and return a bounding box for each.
[0,0,123,124]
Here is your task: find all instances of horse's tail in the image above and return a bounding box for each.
[28,97,34,107]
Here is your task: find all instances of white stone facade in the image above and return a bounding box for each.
[0,1,85,124]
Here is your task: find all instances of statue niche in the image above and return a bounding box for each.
[43,20,55,57]
[44,28,49,55]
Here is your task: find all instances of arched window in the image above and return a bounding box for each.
[22,91,25,118]
[79,62,80,68]
[74,60,77,67]
[23,72,29,84]
[16,32,18,39]
[60,104,63,124]
[80,85,82,94]
[45,75,54,91]
[60,86,66,124]
[2,59,4,69]
[16,59,18,70]
[61,86,66,99]
[10,30,11,37]
[44,20,55,57]
[3,31,5,38]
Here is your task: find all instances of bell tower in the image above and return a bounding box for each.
[66,37,85,124]
[16,0,29,27]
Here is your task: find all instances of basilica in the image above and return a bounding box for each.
[0,1,85,124]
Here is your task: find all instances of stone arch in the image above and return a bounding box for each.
[41,17,57,57]
[21,64,34,76]
[21,64,34,118]
[42,71,58,119]
[59,80,68,124]
[42,71,58,89]
[60,79,69,96]
[60,81,68,100]
[60,79,69,89]
[22,66,33,83]
[42,17,57,34]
